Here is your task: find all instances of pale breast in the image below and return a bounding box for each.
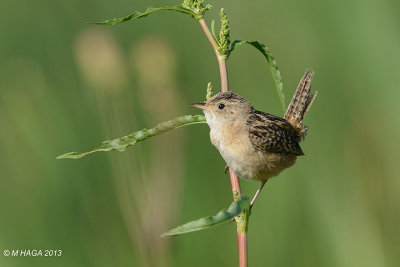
[210,126,297,182]
[210,126,261,179]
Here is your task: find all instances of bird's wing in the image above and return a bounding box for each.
[247,110,304,156]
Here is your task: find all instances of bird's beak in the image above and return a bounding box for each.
[190,102,206,110]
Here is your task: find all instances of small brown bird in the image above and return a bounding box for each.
[191,72,317,207]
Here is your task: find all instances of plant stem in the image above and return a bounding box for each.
[237,232,248,266]
[229,169,241,195]
[218,58,229,92]
[199,19,229,92]
[198,18,247,267]
[199,19,219,56]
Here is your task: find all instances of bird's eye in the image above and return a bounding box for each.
[218,103,225,110]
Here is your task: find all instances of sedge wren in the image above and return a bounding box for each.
[191,72,317,208]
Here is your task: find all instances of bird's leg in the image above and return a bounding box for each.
[224,165,229,174]
[250,181,266,209]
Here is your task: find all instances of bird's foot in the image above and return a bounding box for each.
[249,181,266,209]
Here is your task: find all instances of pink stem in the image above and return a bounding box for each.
[237,232,248,267]
[198,19,229,92]
[198,18,247,267]
[218,59,229,93]
[229,168,241,196]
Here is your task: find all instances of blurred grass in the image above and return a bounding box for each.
[1,0,400,266]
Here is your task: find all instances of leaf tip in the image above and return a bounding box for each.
[87,21,113,25]
[56,152,85,159]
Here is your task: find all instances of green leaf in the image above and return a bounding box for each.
[228,40,286,112]
[210,19,219,45]
[57,115,206,159]
[90,6,198,25]
[162,195,250,237]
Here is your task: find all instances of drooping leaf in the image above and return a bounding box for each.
[228,40,286,112]
[162,195,250,237]
[57,115,206,159]
[90,6,198,25]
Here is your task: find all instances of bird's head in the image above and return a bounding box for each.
[190,91,253,129]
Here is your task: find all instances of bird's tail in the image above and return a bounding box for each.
[284,71,317,138]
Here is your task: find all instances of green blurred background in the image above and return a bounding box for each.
[1,0,399,266]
